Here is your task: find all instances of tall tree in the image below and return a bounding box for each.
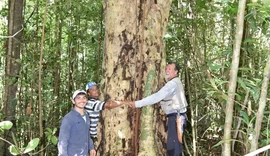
[250,44,270,152]
[100,0,171,155]
[51,0,62,127]
[2,0,24,155]
[222,0,246,155]
[38,0,49,155]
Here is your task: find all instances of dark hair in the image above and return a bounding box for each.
[167,62,180,74]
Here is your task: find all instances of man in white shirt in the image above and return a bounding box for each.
[129,62,188,156]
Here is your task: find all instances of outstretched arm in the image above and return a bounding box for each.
[128,101,136,109]
[104,100,130,109]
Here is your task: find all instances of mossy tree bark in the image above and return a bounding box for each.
[101,0,172,155]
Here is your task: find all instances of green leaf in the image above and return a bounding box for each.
[240,111,249,125]
[51,136,58,145]
[8,145,20,155]
[53,127,57,134]
[237,78,247,90]
[46,128,52,134]
[209,64,225,70]
[0,121,13,130]
[250,86,260,102]
[212,139,243,148]
[243,38,257,44]
[209,79,218,90]
[23,138,40,154]
[238,67,252,71]
[247,3,262,7]
[262,0,270,6]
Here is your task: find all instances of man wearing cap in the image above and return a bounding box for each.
[129,62,188,156]
[85,82,128,141]
[58,90,96,156]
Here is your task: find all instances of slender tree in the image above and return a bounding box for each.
[222,0,246,155]
[38,0,49,155]
[250,43,270,152]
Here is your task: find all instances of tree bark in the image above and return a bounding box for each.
[222,0,246,155]
[38,1,49,155]
[101,0,171,155]
[250,45,270,152]
[51,0,62,128]
[2,0,24,155]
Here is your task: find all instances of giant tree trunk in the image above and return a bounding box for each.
[222,0,246,155]
[101,0,171,155]
[1,0,24,155]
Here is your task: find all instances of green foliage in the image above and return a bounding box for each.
[0,0,269,155]
[0,0,103,154]
[239,110,249,125]
[23,138,40,154]
[7,138,40,155]
[166,0,269,155]
[262,0,270,5]
[209,64,226,71]
[213,139,243,149]
[45,127,58,145]
[247,1,270,35]
[237,77,261,102]
[0,121,58,155]
[0,121,13,130]
[8,145,20,155]
[0,121,40,155]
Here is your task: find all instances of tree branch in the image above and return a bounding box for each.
[0,26,24,39]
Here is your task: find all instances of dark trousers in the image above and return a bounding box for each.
[167,114,184,156]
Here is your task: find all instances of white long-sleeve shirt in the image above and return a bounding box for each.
[135,77,187,114]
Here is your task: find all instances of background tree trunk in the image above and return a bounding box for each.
[222,0,246,155]
[38,1,48,155]
[100,0,171,155]
[250,44,270,152]
[2,0,24,155]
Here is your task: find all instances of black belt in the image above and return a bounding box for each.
[166,112,186,117]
